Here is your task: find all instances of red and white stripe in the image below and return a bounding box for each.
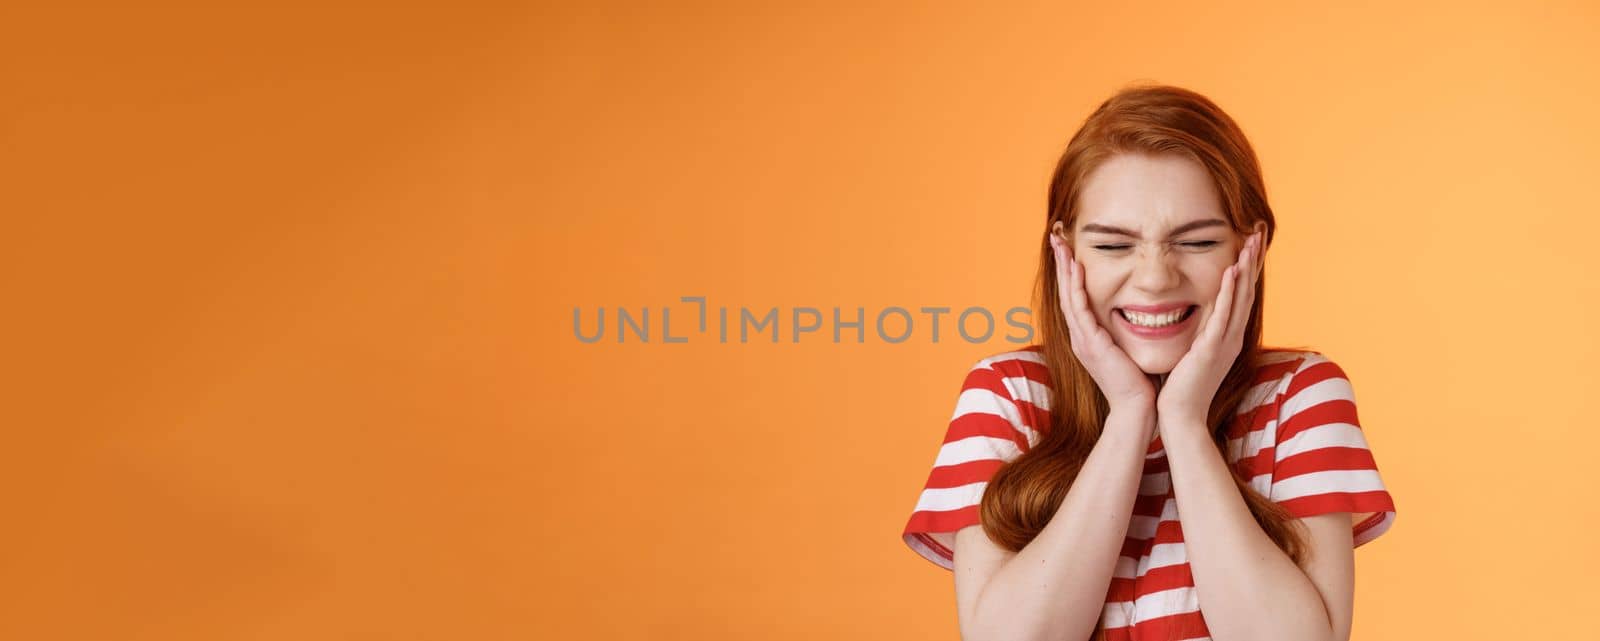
[901,347,1396,637]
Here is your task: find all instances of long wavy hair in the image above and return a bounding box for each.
[979,84,1307,640]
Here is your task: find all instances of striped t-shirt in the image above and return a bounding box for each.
[901,346,1396,641]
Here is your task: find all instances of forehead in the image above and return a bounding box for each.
[1076,152,1226,231]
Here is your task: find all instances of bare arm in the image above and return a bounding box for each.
[1159,418,1352,641]
[953,408,1155,641]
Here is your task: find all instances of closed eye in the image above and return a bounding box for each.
[1093,241,1219,252]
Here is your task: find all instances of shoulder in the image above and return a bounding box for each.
[968,345,1048,378]
[1250,348,1352,394]
[960,345,1053,406]
[1263,349,1361,425]
[1282,350,1355,399]
[950,346,1054,447]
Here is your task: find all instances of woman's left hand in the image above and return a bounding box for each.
[1156,227,1265,428]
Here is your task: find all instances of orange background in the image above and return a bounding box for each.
[3,2,1594,639]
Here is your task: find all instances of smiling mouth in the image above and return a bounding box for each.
[1116,305,1198,328]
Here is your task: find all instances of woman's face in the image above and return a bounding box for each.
[1052,152,1260,375]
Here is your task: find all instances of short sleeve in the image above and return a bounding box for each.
[901,352,1048,570]
[1269,353,1397,547]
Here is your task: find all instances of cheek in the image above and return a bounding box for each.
[1190,263,1230,301]
[1081,272,1118,318]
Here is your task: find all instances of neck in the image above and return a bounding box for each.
[1148,372,1169,391]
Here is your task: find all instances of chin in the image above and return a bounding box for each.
[1130,351,1181,375]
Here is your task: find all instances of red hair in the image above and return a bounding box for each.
[979,84,1307,641]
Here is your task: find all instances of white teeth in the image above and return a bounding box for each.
[1122,307,1189,327]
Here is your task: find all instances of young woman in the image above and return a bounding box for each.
[901,85,1396,641]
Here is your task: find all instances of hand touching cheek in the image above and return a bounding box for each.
[1155,228,1265,427]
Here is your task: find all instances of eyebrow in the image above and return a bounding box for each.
[1079,218,1229,239]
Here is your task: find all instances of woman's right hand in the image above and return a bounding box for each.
[1050,233,1156,414]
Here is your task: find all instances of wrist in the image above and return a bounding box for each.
[1106,404,1157,435]
[1156,413,1209,435]
[1107,399,1155,420]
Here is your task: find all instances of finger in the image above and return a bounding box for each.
[1247,229,1263,292]
[1069,255,1104,346]
[1073,259,1123,352]
[1065,249,1088,346]
[1226,232,1261,342]
[1202,264,1237,347]
[1051,236,1083,345]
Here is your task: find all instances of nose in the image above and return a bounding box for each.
[1129,246,1181,292]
